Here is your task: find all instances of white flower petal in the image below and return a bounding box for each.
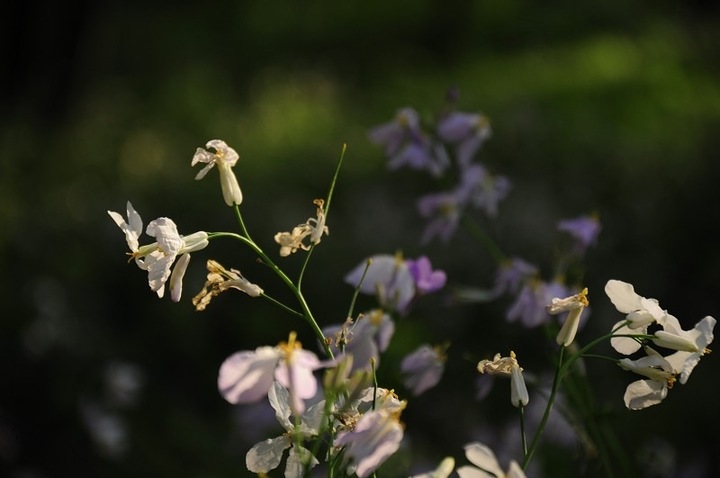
[610,320,643,355]
[624,379,667,410]
[169,253,190,302]
[463,443,504,478]
[284,444,318,478]
[246,435,291,473]
[605,280,643,314]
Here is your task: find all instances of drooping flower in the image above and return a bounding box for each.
[334,409,404,478]
[274,199,329,256]
[324,310,395,372]
[192,260,263,311]
[191,139,243,206]
[108,201,208,301]
[456,442,526,478]
[558,214,601,255]
[245,382,322,477]
[618,347,677,410]
[546,288,589,347]
[218,332,323,415]
[400,344,447,396]
[436,111,492,167]
[477,351,529,407]
[652,314,715,384]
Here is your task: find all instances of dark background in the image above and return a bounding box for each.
[2,0,720,477]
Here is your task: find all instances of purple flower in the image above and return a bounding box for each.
[400,344,446,396]
[492,258,538,298]
[457,165,511,218]
[368,107,421,157]
[323,310,395,372]
[406,256,447,295]
[417,190,464,243]
[558,214,601,254]
[506,280,570,328]
[334,410,404,478]
[369,108,449,176]
[437,111,492,167]
[345,254,416,313]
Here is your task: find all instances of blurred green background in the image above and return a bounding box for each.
[2,0,720,476]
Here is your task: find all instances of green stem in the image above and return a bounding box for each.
[523,347,564,469]
[460,215,506,264]
[208,231,333,359]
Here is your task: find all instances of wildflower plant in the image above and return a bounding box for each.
[108,91,715,477]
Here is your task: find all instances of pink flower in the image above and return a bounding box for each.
[218,332,322,415]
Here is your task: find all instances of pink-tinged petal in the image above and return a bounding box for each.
[400,345,445,396]
[624,379,667,410]
[335,411,403,478]
[463,443,504,477]
[218,347,280,404]
[245,435,291,473]
[275,350,320,414]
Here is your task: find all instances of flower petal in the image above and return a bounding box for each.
[246,435,291,473]
[218,347,280,404]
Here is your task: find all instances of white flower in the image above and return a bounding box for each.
[245,382,322,477]
[218,332,322,415]
[547,287,589,347]
[108,201,208,301]
[618,347,677,410]
[456,442,526,478]
[656,315,715,384]
[192,139,243,206]
[192,259,263,311]
[605,280,666,355]
[477,351,529,407]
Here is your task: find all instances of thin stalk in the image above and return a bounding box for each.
[208,231,333,358]
[460,215,506,264]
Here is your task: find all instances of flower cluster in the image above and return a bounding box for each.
[605,280,715,409]
[106,92,717,478]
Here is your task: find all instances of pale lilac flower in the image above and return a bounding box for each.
[245,382,322,477]
[192,260,263,311]
[345,254,415,313]
[324,310,395,372]
[558,214,601,254]
[400,344,446,396]
[546,288,590,347]
[192,139,243,206]
[406,256,447,295]
[369,108,449,176]
[368,107,421,157]
[477,351,529,408]
[456,442,526,478]
[218,332,322,415]
[410,457,455,478]
[387,135,450,177]
[506,279,569,328]
[334,409,404,478]
[437,111,492,167]
[108,201,208,301]
[492,258,538,298]
[458,165,512,218]
[417,190,464,243]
